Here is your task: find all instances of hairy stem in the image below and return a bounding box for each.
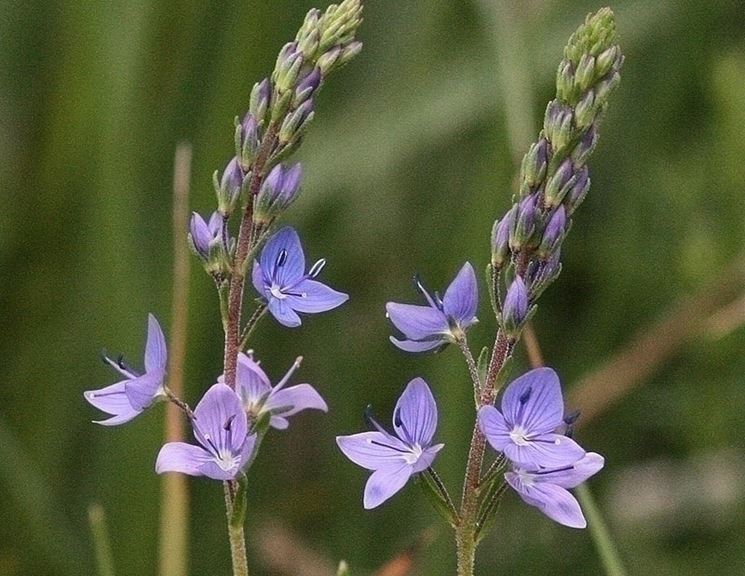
[457,337,482,400]
[456,329,513,576]
[224,482,250,576]
[223,123,278,390]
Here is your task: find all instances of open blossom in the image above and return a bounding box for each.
[156,384,256,480]
[386,262,478,353]
[220,352,327,429]
[252,226,348,327]
[337,378,444,509]
[478,367,585,469]
[506,452,605,528]
[84,314,168,426]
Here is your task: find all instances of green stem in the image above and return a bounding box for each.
[224,482,250,576]
[457,336,482,402]
[87,504,116,576]
[240,303,268,351]
[576,484,628,576]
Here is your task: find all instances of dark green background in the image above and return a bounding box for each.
[2,0,745,574]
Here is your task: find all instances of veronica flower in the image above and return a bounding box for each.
[220,352,327,429]
[156,383,256,480]
[337,378,444,509]
[252,227,348,327]
[386,262,478,353]
[505,452,605,528]
[84,314,168,426]
[478,367,585,468]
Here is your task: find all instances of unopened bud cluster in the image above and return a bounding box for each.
[194,0,362,278]
[491,8,622,335]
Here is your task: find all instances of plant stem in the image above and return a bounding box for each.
[88,503,116,576]
[456,329,513,576]
[457,336,481,399]
[223,123,278,390]
[576,484,628,576]
[224,482,250,576]
[240,302,268,350]
[159,142,192,576]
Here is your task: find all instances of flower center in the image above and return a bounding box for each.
[509,426,531,446]
[270,284,287,300]
[403,443,424,465]
[216,450,238,472]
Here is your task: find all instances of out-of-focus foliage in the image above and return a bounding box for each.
[1,0,745,574]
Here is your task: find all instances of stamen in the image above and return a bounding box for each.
[364,405,390,435]
[275,249,288,268]
[370,439,408,453]
[413,274,440,309]
[308,258,326,278]
[273,356,303,394]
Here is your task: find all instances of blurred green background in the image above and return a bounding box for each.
[2,0,745,574]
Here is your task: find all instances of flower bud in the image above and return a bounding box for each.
[249,78,271,126]
[544,158,576,208]
[574,90,596,129]
[556,59,575,102]
[571,125,598,165]
[521,139,549,188]
[574,54,596,92]
[502,276,529,336]
[316,46,342,76]
[537,206,567,259]
[273,42,304,94]
[565,166,590,214]
[294,67,321,107]
[509,194,537,252]
[595,45,619,77]
[594,70,621,107]
[238,113,260,168]
[544,101,574,151]
[296,8,321,59]
[214,157,244,216]
[278,99,315,145]
[255,163,303,224]
[491,207,515,269]
[189,212,231,278]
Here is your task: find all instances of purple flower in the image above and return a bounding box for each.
[478,368,585,468]
[506,452,605,528]
[219,352,327,429]
[386,262,478,353]
[252,227,348,327]
[156,383,256,480]
[84,314,168,426]
[189,211,224,261]
[337,378,444,509]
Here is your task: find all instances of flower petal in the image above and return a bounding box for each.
[125,371,164,411]
[501,367,564,434]
[385,302,449,341]
[337,432,411,470]
[284,279,348,313]
[252,261,268,297]
[389,337,444,353]
[392,378,438,447]
[503,432,586,469]
[411,443,444,474]
[233,353,271,405]
[266,384,328,420]
[267,298,302,327]
[442,262,478,324]
[144,314,167,374]
[533,452,605,489]
[477,405,512,452]
[506,472,586,528]
[193,384,248,456]
[156,442,213,476]
[197,433,257,480]
[84,382,142,426]
[363,464,414,509]
[260,227,305,286]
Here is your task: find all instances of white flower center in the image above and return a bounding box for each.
[509,426,531,446]
[216,450,238,472]
[403,443,424,465]
[270,284,286,300]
